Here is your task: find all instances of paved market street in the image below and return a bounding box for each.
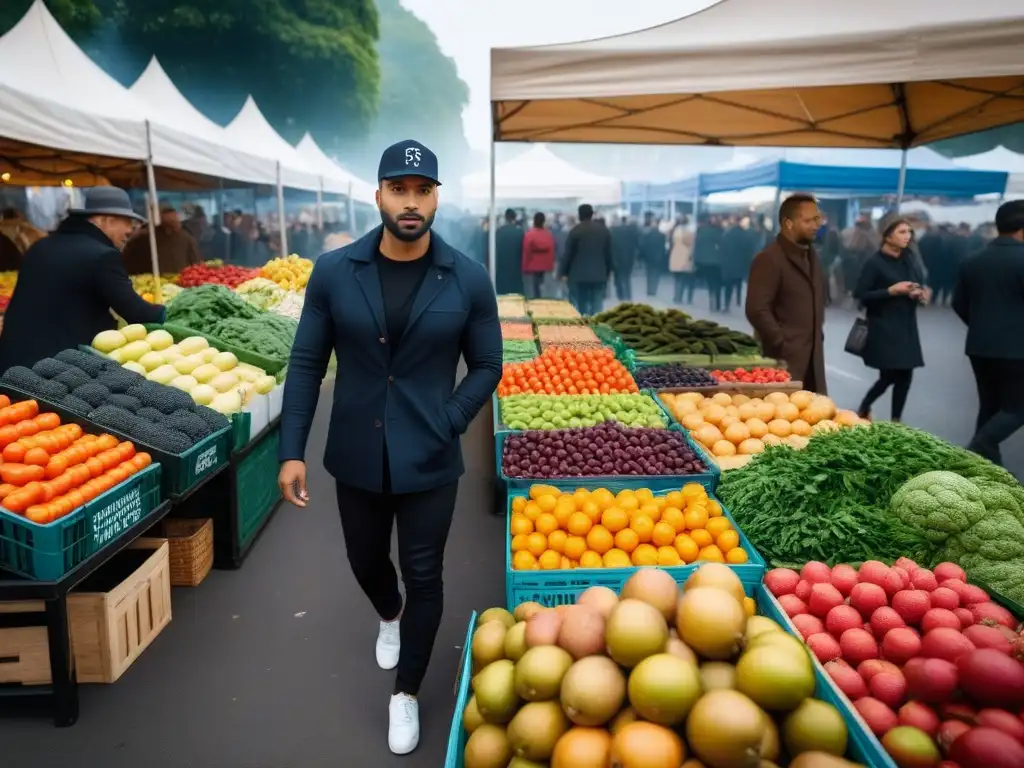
[2,276,1019,768]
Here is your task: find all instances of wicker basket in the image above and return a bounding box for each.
[161,518,214,587]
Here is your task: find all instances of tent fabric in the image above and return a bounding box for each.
[222,97,321,192]
[462,145,620,204]
[294,133,376,203]
[955,147,1024,197]
[490,0,1024,148]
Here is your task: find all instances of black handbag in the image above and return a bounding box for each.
[844,317,868,356]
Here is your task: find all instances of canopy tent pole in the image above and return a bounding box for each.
[276,162,288,256]
[347,181,357,237]
[316,179,324,230]
[895,148,908,213]
[487,127,497,285]
[771,187,783,235]
[144,121,163,304]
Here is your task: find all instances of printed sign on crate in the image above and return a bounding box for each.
[194,445,220,477]
[91,487,143,547]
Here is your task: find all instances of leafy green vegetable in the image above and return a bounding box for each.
[716,423,1009,567]
[165,284,261,332]
[890,471,983,543]
[209,315,297,360]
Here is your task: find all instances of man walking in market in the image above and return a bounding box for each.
[559,203,614,315]
[277,140,502,756]
[745,193,828,394]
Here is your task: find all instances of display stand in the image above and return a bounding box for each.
[0,500,172,727]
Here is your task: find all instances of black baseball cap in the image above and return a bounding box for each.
[377,140,441,185]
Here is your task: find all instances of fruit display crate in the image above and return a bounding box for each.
[0,384,231,500]
[655,381,804,396]
[0,463,162,581]
[503,487,765,609]
[443,589,880,768]
[142,322,287,377]
[497,425,720,495]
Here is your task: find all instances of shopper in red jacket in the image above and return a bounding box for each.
[521,211,556,298]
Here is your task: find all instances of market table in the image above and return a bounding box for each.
[0,499,172,727]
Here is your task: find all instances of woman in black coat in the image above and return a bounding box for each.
[853,217,928,422]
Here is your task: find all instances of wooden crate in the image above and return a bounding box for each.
[0,539,172,685]
[161,518,213,587]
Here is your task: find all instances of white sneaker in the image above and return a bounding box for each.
[388,693,419,755]
[376,619,400,670]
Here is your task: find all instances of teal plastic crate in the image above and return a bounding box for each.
[505,486,765,609]
[498,424,720,495]
[444,592,878,768]
[0,463,162,580]
[235,425,282,549]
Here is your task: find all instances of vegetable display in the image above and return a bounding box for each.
[765,559,1024,766]
[501,321,535,341]
[499,393,668,430]
[498,347,638,397]
[526,298,580,319]
[592,304,759,357]
[271,291,304,321]
[510,482,748,570]
[0,397,152,524]
[165,284,262,330]
[633,364,718,390]
[537,324,600,347]
[234,277,286,311]
[716,423,1021,569]
[498,295,527,319]
[502,339,538,364]
[210,315,297,360]
[502,422,708,479]
[260,254,312,291]
[176,263,260,289]
[712,367,793,384]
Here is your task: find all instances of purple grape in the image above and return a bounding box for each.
[633,364,718,390]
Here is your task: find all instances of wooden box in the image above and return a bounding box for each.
[0,539,172,685]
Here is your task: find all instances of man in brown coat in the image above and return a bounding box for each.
[745,194,828,394]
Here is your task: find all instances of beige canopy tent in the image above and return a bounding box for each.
[487,0,1024,277]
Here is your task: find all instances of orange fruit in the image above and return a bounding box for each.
[512,496,528,515]
[629,514,655,543]
[513,551,538,570]
[586,525,614,555]
[617,494,640,513]
[699,545,725,562]
[510,513,533,536]
[661,506,686,533]
[529,484,560,500]
[706,517,732,538]
[743,596,756,615]
[717,529,740,553]
[674,533,699,563]
[535,512,559,536]
[581,500,602,523]
[523,500,543,521]
[682,482,707,501]
[567,511,593,537]
[726,548,749,564]
[579,550,603,569]
[561,555,573,569]
[651,521,677,547]
[601,506,629,533]
[707,499,724,517]
[657,546,682,566]
[554,497,576,527]
[538,549,562,570]
[638,503,662,523]
[572,488,591,508]
[563,535,587,561]
[614,528,640,553]
[603,549,632,568]
[547,529,568,554]
[510,533,529,553]
[690,529,714,548]
[526,532,548,557]
[683,505,709,530]
[635,488,654,503]
[665,490,685,509]
[631,543,659,566]
[591,487,615,510]
[537,494,557,513]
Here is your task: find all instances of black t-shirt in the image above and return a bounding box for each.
[376,249,431,354]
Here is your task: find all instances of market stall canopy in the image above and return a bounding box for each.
[462,145,620,204]
[623,151,765,203]
[129,57,279,187]
[294,133,376,203]
[954,146,1024,197]
[490,0,1024,148]
[222,97,321,192]
[0,0,250,188]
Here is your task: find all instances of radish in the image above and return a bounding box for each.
[899,702,941,738]
[937,720,971,755]
[940,703,978,724]
[895,557,920,573]
[939,579,970,600]
[871,606,908,638]
[860,560,891,587]
[795,579,812,601]
[778,594,808,617]
[800,560,832,584]
[921,608,962,634]
[807,632,843,663]
[830,563,859,596]
[764,567,800,597]
[948,726,1024,768]
[905,658,959,704]
[910,569,939,592]
[930,587,961,611]
[957,649,1024,708]
[934,562,967,582]
[893,590,933,625]
[959,584,990,605]
[808,582,845,618]
[855,696,899,736]
[969,602,1016,629]
[883,627,923,665]
[841,628,879,666]
[962,625,1014,655]
[791,613,825,640]
[883,569,909,598]
[954,608,976,628]
[921,628,977,662]
[976,709,1024,742]
[826,660,868,700]
[891,566,911,587]
[851,582,889,619]
[826,605,864,637]
[860,658,903,683]
[870,670,908,709]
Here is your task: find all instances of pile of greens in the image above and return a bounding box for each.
[717,423,1016,568]
[210,315,298,360]
[165,284,261,331]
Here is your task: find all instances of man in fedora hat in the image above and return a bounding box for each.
[0,186,166,372]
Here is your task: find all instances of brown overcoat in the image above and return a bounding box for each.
[745,234,828,394]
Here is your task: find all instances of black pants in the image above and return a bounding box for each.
[698,265,723,311]
[723,279,743,311]
[968,356,1024,465]
[569,282,605,316]
[335,478,459,696]
[673,272,695,304]
[523,272,545,299]
[859,369,914,421]
[646,266,662,297]
[614,270,633,301]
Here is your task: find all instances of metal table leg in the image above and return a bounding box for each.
[44,597,78,727]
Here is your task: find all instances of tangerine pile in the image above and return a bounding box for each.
[497,346,638,397]
[509,482,748,571]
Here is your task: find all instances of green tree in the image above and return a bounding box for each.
[113,0,381,148]
[355,0,469,179]
[0,0,101,39]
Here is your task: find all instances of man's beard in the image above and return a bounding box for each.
[381,210,434,242]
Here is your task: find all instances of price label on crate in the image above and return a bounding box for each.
[193,444,221,478]
[91,486,143,547]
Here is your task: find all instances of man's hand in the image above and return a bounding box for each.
[888,281,915,296]
[279,460,309,507]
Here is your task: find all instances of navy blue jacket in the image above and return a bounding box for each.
[279,226,503,493]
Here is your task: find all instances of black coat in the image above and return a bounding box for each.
[721,226,758,283]
[560,220,613,285]
[0,217,165,373]
[494,223,524,295]
[639,227,668,271]
[853,250,924,371]
[610,223,640,275]
[952,236,1024,360]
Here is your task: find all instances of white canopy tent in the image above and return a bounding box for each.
[955,146,1024,197]
[487,0,1024,279]
[461,144,619,209]
[295,133,375,203]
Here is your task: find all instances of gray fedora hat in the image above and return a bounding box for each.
[68,186,147,222]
